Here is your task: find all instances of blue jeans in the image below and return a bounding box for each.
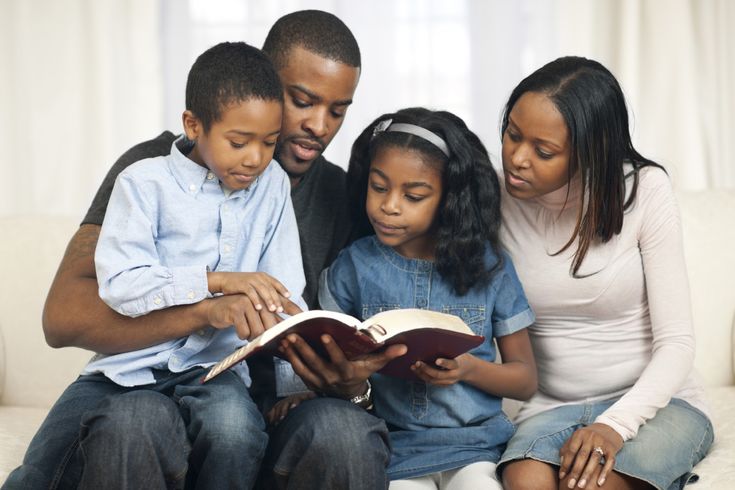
[499,398,714,490]
[2,367,267,490]
[258,397,391,490]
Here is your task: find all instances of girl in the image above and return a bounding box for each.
[496,57,713,490]
[318,107,538,489]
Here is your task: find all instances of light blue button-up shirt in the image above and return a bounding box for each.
[87,138,306,387]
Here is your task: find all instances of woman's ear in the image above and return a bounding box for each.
[182,110,201,142]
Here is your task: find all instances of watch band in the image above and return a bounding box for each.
[348,379,373,409]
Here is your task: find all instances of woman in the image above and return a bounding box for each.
[497,56,713,490]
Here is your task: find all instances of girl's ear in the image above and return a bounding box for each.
[182,110,201,142]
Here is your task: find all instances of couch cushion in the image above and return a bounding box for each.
[0,216,91,407]
[0,406,50,483]
[677,190,735,387]
[690,386,735,488]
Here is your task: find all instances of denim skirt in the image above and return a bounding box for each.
[498,398,713,490]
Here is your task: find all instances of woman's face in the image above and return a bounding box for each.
[501,91,572,199]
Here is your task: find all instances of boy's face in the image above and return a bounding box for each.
[274,45,360,184]
[184,98,282,191]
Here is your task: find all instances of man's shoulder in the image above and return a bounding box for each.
[116,131,178,169]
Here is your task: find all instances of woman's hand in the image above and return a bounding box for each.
[410,353,472,386]
[266,392,317,425]
[559,422,624,488]
[207,271,292,312]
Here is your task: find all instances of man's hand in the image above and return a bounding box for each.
[206,293,302,340]
[279,333,407,398]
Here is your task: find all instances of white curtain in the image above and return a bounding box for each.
[554,0,735,190]
[2,0,733,218]
[0,0,163,218]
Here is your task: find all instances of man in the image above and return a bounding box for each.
[5,10,402,490]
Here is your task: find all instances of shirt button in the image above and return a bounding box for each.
[189,184,197,192]
[417,299,428,307]
[206,172,215,180]
[223,244,231,253]
[187,291,195,299]
[223,204,229,212]
[153,297,162,305]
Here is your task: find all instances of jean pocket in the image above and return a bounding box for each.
[441,305,486,336]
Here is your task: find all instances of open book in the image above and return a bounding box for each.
[203,308,484,383]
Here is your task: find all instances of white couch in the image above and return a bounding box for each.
[1,190,734,486]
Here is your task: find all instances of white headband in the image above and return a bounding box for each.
[372,118,451,157]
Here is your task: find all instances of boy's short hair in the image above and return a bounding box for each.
[262,10,361,70]
[185,41,283,132]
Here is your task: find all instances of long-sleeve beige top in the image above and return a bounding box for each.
[500,165,710,441]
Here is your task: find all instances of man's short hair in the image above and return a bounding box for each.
[186,41,283,131]
[262,10,361,71]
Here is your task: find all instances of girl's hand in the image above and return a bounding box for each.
[266,392,316,425]
[558,422,623,488]
[410,353,472,386]
[208,271,291,312]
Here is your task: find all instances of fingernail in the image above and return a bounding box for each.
[255,304,262,310]
[568,479,576,489]
[597,477,606,486]
[283,291,291,297]
[559,471,566,479]
[277,306,283,313]
[578,478,586,488]
[289,403,297,409]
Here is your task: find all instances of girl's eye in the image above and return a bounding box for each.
[293,98,310,108]
[506,130,521,142]
[230,141,245,149]
[369,182,387,193]
[405,194,425,203]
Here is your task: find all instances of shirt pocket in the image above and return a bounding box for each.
[441,305,486,336]
[362,303,402,320]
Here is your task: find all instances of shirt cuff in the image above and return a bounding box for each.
[494,308,535,337]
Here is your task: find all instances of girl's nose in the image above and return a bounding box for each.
[381,194,400,215]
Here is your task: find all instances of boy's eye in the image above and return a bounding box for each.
[265,139,278,147]
[230,141,246,149]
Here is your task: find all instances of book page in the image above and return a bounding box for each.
[359,308,473,343]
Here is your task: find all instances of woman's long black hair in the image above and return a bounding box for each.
[348,107,503,296]
[500,56,663,276]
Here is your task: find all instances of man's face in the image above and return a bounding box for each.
[274,45,360,183]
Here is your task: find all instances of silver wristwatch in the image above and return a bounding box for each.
[348,380,373,409]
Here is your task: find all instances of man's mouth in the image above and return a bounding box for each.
[288,137,324,162]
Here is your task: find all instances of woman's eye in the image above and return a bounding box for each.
[536,148,553,160]
[506,130,521,142]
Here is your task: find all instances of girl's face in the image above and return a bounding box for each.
[184,98,282,191]
[501,91,572,199]
[366,146,443,260]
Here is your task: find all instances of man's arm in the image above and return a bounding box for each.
[42,224,213,353]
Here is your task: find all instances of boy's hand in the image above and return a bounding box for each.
[207,271,291,313]
[206,293,302,340]
[410,353,471,386]
[266,392,316,425]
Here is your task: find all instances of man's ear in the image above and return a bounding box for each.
[182,110,201,142]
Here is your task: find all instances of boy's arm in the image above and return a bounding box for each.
[43,224,280,353]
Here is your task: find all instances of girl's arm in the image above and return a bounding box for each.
[411,328,537,400]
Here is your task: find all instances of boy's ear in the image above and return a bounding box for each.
[182,110,201,141]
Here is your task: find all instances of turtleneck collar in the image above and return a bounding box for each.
[534,175,584,212]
